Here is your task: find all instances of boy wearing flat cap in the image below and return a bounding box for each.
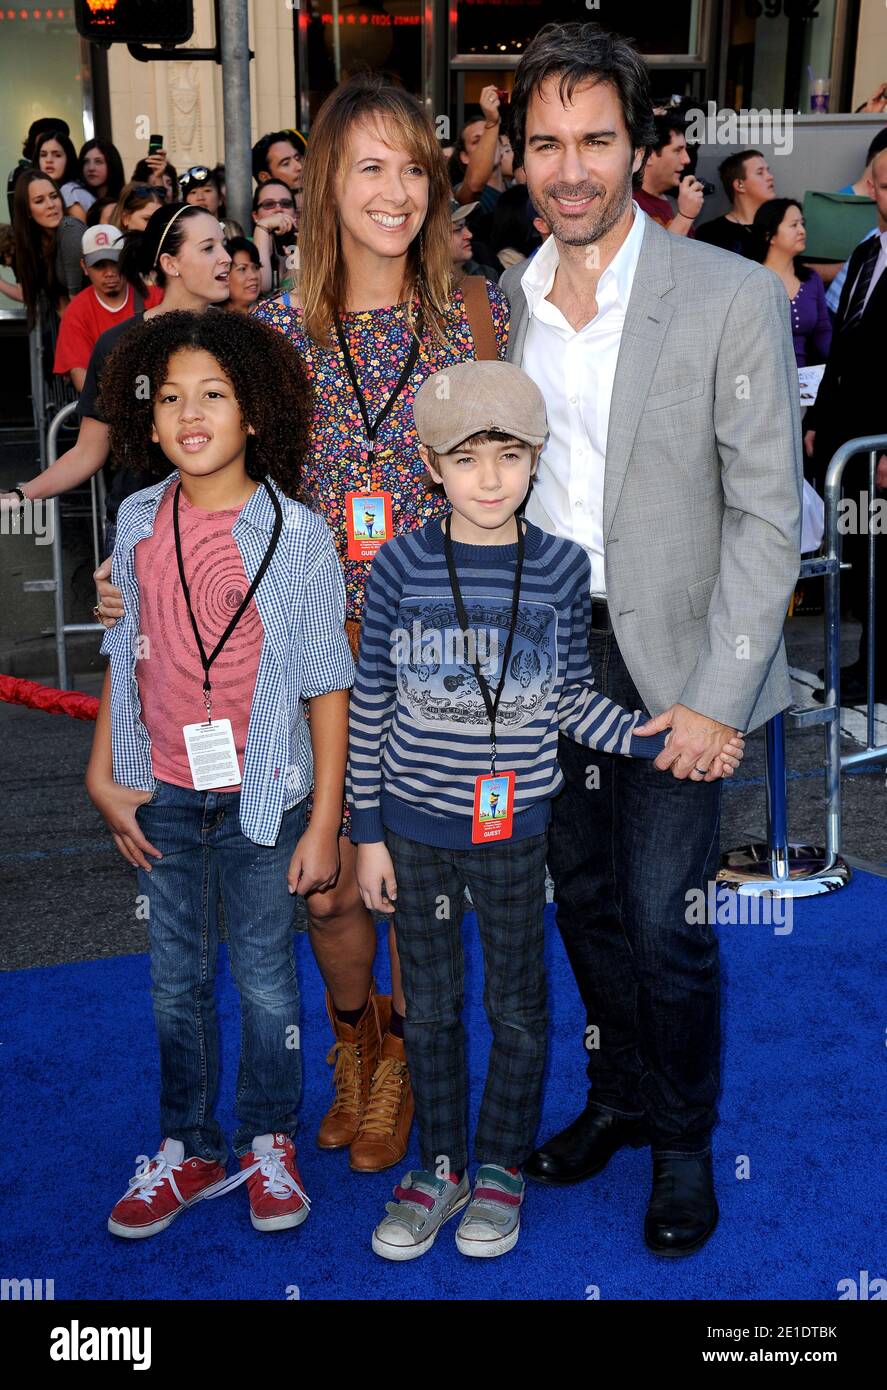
[347,360,744,1263]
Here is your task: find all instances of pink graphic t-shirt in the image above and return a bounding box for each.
[133,486,265,791]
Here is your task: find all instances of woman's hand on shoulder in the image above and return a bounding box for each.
[93,555,124,628]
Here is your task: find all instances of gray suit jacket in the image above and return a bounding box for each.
[500,217,803,733]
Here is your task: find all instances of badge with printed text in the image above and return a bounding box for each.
[471,770,516,844]
[345,490,393,561]
[182,719,242,790]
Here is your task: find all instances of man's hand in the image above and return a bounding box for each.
[478,84,502,128]
[876,454,887,491]
[638,703,741,780]
[356,842,398,915]
[288,825,340,897]
[93,556,124,628]
[676,174,704,222]
[804,428,816,459]
[86,778,161,870]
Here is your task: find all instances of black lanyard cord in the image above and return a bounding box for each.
[333,308,423,452]
[443,512,525,770]
[173,478,283,711]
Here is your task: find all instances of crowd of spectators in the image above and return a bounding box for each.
[2,99,885,696]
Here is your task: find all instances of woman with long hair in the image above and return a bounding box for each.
[752,197,832,368]
[79,139,126,204]
[9,168,85,324]
[246,72,510,1174]
[33,129,95,223]
[0,204,231,543]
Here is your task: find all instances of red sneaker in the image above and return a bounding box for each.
[107,1138,228,1239]
[208,1132,311,1231]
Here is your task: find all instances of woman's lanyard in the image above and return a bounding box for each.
[442,511,525,776]
[333,308,423,490]
[173,478,283,724]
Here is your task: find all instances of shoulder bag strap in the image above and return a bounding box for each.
[461,274,498,361]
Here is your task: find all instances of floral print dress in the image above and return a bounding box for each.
[251,280,510,837]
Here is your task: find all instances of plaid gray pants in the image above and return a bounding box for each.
[386,828,549,1173]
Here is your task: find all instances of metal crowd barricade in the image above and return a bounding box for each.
[21,310,107,690]
[719,433,887,898]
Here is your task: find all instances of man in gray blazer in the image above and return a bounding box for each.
[501,23,802,1255]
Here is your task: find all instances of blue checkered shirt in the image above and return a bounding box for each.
[101,472,354,845]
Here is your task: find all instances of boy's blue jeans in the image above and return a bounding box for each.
[134,780,306,1164]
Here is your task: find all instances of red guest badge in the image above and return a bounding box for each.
[345,490,393,561]
[471,770,516,844]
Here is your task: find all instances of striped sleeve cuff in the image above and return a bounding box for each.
[348,805,386,844]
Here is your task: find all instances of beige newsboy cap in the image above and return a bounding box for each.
[412,360,548,454]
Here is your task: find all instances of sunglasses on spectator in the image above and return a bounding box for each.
[180,166,214,190]
[256,196,295,211]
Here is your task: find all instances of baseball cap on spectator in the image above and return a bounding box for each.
[451,197,479,223]
[81,224,124,265]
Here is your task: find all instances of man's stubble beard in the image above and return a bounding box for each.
[536,169,635,248]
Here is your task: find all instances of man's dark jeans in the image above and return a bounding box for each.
[548,618,722,1154]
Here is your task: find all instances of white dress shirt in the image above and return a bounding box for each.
[521,201,647,595]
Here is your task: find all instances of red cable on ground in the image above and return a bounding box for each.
[0,673,99,721]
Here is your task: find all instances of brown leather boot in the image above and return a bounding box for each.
[316,985,389,1150]
[349,1031,415,1172]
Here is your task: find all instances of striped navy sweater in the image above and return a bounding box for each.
[347,518,668,849]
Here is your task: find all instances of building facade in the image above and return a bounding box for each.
[1,0,883,203]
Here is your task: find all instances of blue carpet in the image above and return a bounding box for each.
[1,874,884,1301]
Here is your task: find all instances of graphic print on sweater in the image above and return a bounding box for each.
[393,595,557,733]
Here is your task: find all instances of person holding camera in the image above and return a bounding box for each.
[634,114,705,236]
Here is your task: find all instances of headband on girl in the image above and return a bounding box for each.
[152,204,191,269]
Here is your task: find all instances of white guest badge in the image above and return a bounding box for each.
[183,719,242,790]
[172,479,283,791]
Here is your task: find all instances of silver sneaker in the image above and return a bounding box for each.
[455,1164,524,1257]
[372,1169,470,1262]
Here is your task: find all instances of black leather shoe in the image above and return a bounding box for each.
[524,1104,648,1185]
[644,1151,718,1257]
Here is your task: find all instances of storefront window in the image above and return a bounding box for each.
[0,7,90,211]
[298,0,424,126]
[724,0,838,111]
[454,1,701,59]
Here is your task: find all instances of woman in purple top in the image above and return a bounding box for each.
[753,198,832,367]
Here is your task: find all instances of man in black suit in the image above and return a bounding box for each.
[806,147,887,703]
